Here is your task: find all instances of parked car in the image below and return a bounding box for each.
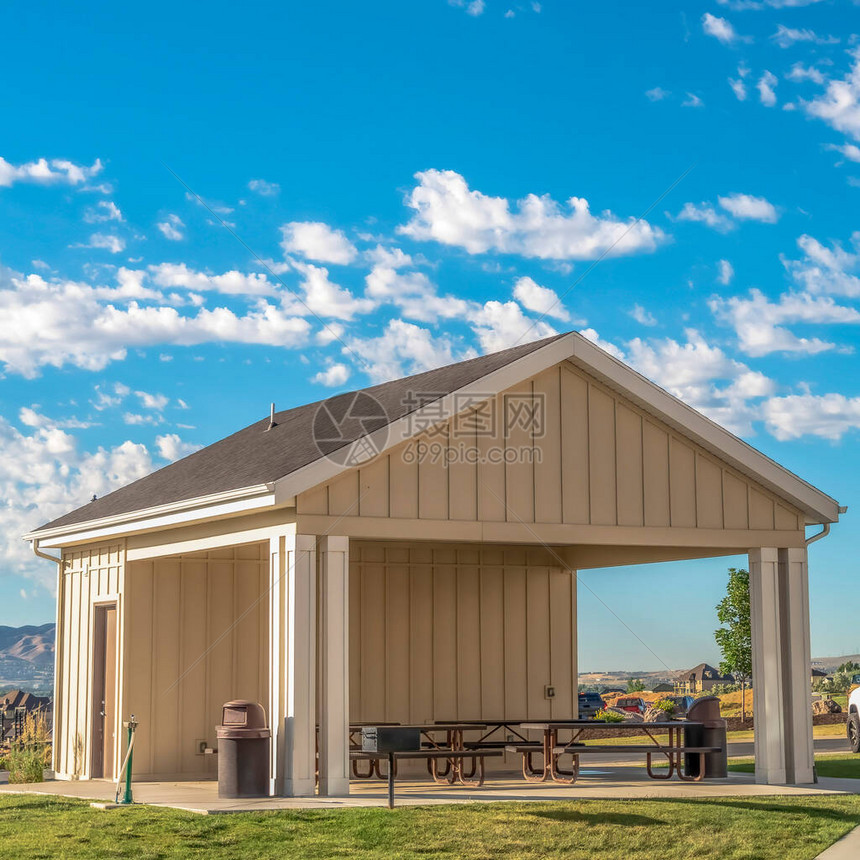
[848,686,860,752]
[665,695,695,715]
[578,691,606,719]
[614,697,647,714]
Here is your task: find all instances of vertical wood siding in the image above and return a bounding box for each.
[297,362,804,535]
[349,542,578,724]
[55,543,125,779]
[121,544,268,779]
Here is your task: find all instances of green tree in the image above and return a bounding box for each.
[715,567,752,721]
[626,678,645,693]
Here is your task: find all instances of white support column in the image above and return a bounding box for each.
[779,546,814,784]
[318,535,350,796]
[268,531,287,796]
[269,530,317,797]
[749,547,787,785]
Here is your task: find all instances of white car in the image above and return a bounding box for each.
[848,686,860,752]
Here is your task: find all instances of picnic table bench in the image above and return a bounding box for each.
[513,721,719,783]
[349,748,504,787]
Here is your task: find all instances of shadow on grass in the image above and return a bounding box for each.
[526,809,664,827]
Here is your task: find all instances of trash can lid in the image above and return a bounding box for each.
[219,700,268,730]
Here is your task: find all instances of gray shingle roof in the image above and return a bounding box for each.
[39,333,567,532]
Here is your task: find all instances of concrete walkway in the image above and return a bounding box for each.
[2,766,859,814]
[815,825,860,859]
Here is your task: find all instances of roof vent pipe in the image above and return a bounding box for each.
[266,403,277,432]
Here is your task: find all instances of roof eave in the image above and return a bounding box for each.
[24,483,280,548]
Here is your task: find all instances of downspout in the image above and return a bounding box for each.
[805,524,830,545]
[32,539,63,776]
[31,538,60,564]
[806,506,847,546]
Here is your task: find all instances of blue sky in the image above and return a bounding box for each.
[2,0,860,671]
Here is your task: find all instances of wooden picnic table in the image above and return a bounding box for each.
[518,720,705,783]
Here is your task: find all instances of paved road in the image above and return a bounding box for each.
[579,735,849,766]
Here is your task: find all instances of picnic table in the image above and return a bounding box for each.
[349,723,496,786]
[516,720,716,783]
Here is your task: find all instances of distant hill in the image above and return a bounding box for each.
[812,655,860,673]
[0,624,55,666]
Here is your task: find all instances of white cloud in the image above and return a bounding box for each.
[281,221,358,264]
[702,13,749,45]
[762,393,860,440]
[347,319,464,384]
[365,264,469,322]
[135,390,169,410]
[0,156,103,189]
[710,288,860,356]
[449,0,485,14]
[512,276,571,322]
[157,214,185,241]
[248,178,280,196]
[0,265,311,376]
[786,63,826,85]
[716,0,826,8]
[717,192,778,222]
[718,259,735,285]
[316,322,345,345]
[468,300,557,354]
[676,202,734,231]
[76,233,126,254]
[312,363,351,387]
[365,245,414,269]
[624,331,774,434]
[629,304,657,326]
[827,143,860,163]
[803,50,860,142]
[0,415,154,588]
[729,77,747,100]
[399,169,664,261]
[294,262,375,320]
[771,25,837,49]
[785,233,860,297]
[84,201,123,223]
[155,433,201,461]
[757,70,778,107]
[645,87,670,102]
[682,93,704,108]
[149,262,277,297]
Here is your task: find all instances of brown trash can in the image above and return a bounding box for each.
[216,700,271,798]
[684,696,728,779]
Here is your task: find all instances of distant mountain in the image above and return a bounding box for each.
[0,624,55,666]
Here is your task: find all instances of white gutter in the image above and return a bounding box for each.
[24,483,275,543]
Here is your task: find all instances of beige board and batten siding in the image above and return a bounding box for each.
[297,362,805,548]
[122,543,268,780]
[348,542,577,725]
[54,543,124,780]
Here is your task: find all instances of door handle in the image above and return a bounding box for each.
[99,700,106,718]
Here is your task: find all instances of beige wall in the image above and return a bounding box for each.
[298,362,804,545]
[348,541,578,724]
[54,542,125,779]
[123,543,268,779]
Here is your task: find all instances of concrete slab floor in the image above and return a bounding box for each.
[1,767,859,814]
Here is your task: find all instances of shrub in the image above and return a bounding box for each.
[594,709,626,723]
[7,712,51,784]
[654,698,677,715]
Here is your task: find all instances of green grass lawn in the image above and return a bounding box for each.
[729,753,860,780]
[2,794,860,859]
